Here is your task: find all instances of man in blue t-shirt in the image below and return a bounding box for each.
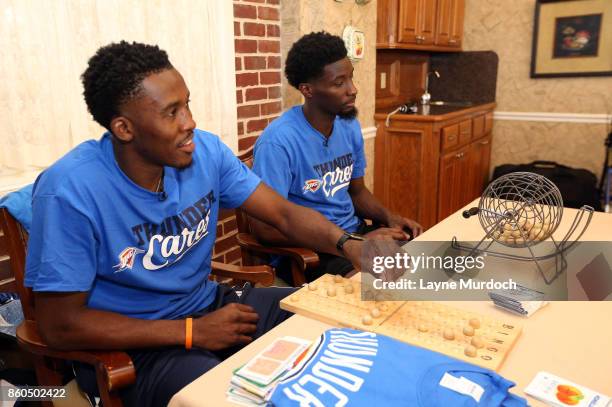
[252,32,422,282]
[25,41,366,407]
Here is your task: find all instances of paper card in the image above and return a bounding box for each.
[262,338,304,361]
[235,336,311,386]
[525,371,611,407]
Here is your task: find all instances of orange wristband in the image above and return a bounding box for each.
[185,317,193,350]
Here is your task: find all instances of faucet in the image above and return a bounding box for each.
[421,70,440,105]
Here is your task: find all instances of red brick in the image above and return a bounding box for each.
[237,121,244,135]
[257,6,279,20]
[247,118,268,133]
[223,217,238,234]
[258,40,280,53]
[239,135,259,151]
[260,71,281,85]
[244,22,266,37]
[225,247,242,263]
[235,39,257,53]
[268,86,281,99]
[267,56,281,69]
[234,21,240,36]
[244,56,267,70]
[216,224,222,236]
[267,0,279,4]
[261,101,281,116]
[236,89,243,104]
[245,87,267,101]
[212,254,225,263]
[237,104,260,119]
[215,231,238,253]
[219,209,234,221]
[236,72,258,87]
[233,4,256,19]
[235,57,242,71]
[266,24,280,37]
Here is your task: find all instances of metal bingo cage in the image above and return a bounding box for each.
[452,172,594,284]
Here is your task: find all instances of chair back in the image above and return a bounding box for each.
[236,147,255,234]
[0,231,17,293]
[0,207,35,321]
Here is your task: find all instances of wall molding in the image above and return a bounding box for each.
[494,111,612,124]
[362,126,377,140]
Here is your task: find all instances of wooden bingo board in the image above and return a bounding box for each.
[280,274,404,331]
[280,274,522,371]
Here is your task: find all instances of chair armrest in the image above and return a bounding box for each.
[211,261,274,286]
[16,320,136,392]
[236,233,319,271]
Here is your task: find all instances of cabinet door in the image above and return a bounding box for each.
[377,0,399,45]
[420,0,437,44]
[466,135,492,203]
[398,0,437,45]
[476,135,492,194]
[448,0,465,47]
[435,0,463,47]
[397,0,420,43]
[435,0,452,46]
[438,146,469,221]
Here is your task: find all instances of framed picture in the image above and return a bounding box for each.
[531,0,612,78]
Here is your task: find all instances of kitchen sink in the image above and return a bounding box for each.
[429,101,473,107]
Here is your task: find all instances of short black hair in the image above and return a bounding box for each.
[285,31,347,89]
[81,41,173,129]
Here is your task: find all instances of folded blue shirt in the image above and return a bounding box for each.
[269,328,527,407]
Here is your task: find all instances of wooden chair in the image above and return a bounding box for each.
[0,207,274,407]
[235,148,319,286]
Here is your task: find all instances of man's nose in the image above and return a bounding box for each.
[182,110,196,132]
[347,79,358,96]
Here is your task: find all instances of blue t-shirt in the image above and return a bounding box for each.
[270,328,527,407]
[253,106,366,233]
[25,130,260,320]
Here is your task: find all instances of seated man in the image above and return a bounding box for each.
[252,32,422,282]
[24,41,364,407]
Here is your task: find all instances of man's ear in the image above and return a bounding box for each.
[298,83,314,100]
[110,116,134,143]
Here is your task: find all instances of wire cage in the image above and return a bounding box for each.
[452,172,594,284]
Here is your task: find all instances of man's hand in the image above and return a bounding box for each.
[341,239,363,273]
[386,213,423,239]
[192,303,259,351]
[363,227,406,241]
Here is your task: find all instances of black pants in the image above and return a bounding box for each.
[74,284,296,407]
[276,221,380,284]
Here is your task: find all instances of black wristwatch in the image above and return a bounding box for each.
[336,232,365,255]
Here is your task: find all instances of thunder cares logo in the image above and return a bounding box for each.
[303,153,354,198]
[113,191,215,273]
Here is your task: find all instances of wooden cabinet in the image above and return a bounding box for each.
[397,0,437,45]
[435,0,464,47]
[374,104,495,229]
[378,0,465,51]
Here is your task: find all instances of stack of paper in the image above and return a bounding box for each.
[226,336,311,406]
[488,284,548,317]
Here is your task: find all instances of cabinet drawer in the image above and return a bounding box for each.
[472,114,485,140]
[441,124,459,151]
[459,119,472,145]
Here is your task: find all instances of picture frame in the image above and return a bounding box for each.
[530,0,612,78]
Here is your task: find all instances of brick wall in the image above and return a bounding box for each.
[213,0,282,266]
